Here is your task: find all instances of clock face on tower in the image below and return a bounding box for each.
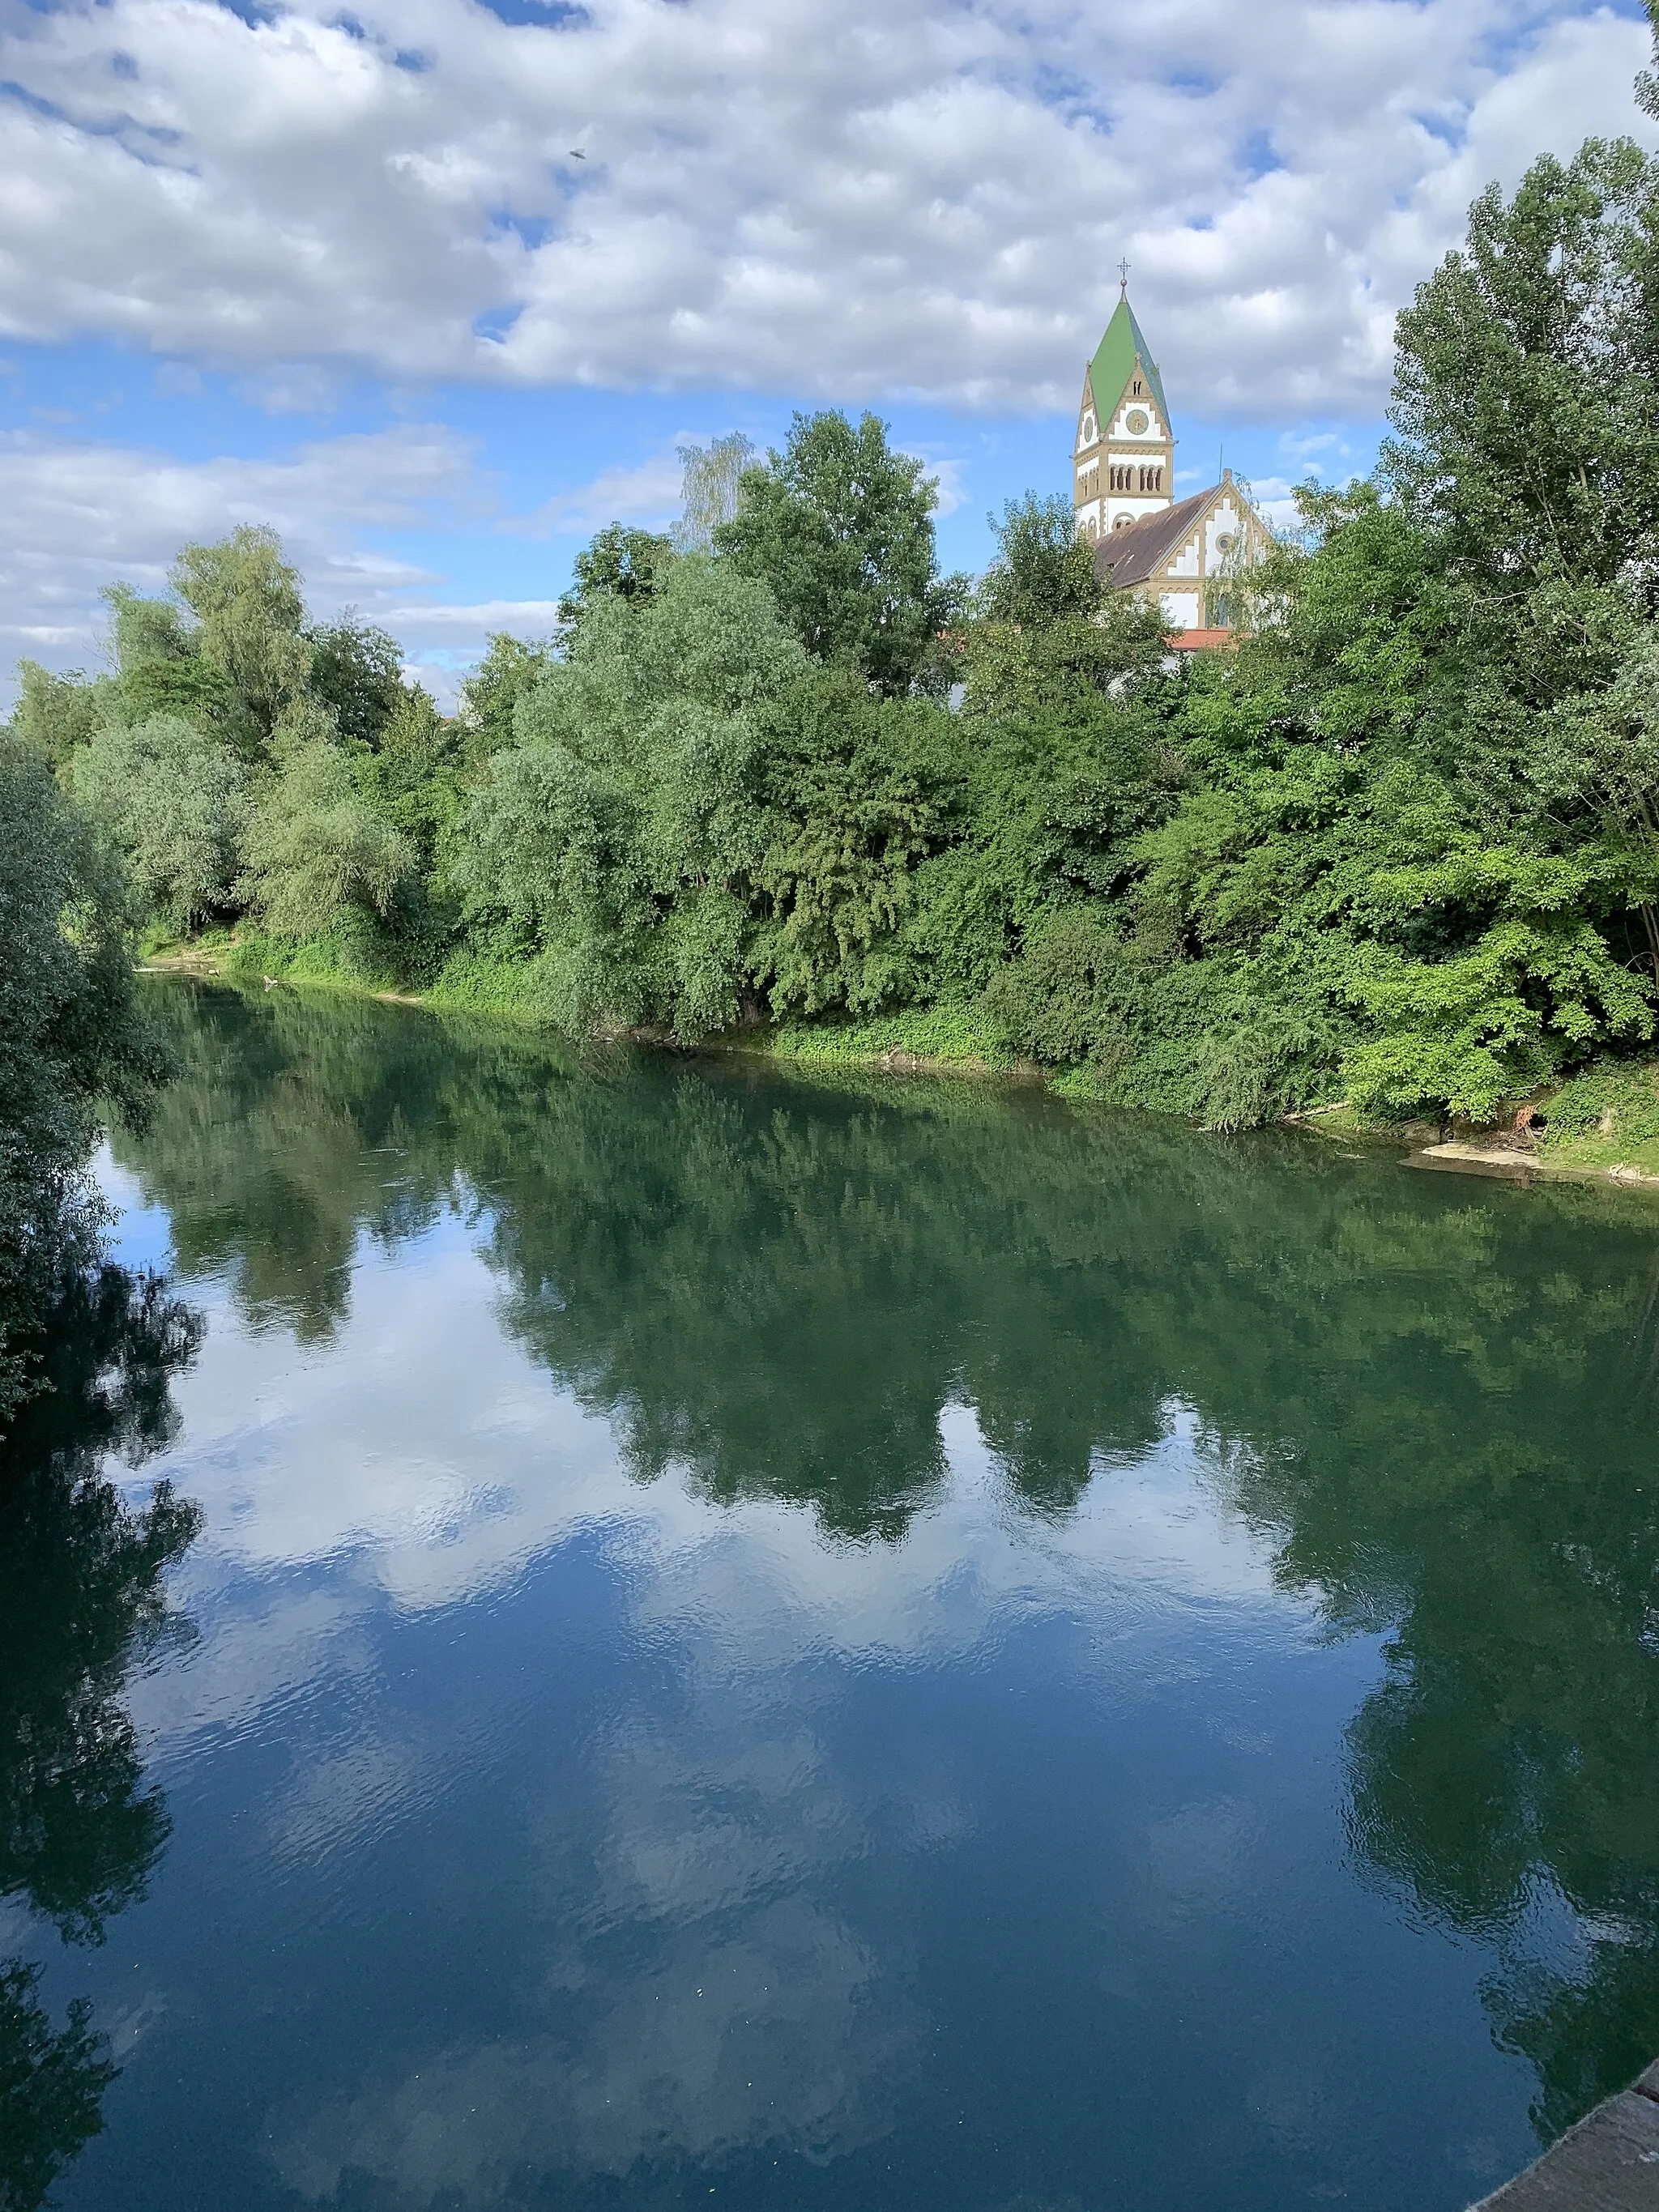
[1125,408,1150,434]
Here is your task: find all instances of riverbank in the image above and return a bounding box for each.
[1470,2056,1659,2207]
[137,937,1659,1191]
[139,936,1036,1084]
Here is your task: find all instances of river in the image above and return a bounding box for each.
[6,975,1659,2211]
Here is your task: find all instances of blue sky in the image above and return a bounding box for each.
[0,0,1653,703]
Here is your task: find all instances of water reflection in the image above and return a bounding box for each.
[0,1268,202,2206]
[105,981,1659,2186]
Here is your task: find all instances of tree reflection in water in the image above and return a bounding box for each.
[110,978,1659,2143]
[0,1267,201,2209]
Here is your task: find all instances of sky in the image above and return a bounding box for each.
[2,0,1656,705]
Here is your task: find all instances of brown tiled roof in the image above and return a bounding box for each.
[1093,487,1213,590]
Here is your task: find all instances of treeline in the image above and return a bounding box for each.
[15,136,1659,1141]
[6,94,1659,1405]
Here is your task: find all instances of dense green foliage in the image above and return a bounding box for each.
[12,64,1659,1145]
[716,410,967,697]
[0,735,165,1424]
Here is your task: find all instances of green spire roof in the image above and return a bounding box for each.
[1087,296,1170,427]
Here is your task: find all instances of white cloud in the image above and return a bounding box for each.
[0,0,1652,418]
[0,420,516,695]
[518,445,686,536]
[0,420,476,600]
[388,596,564,636]
[902,447,968,518]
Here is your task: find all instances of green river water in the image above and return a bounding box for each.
[6,976,1659,2210]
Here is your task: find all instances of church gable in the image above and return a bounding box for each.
[1094,472,1271,633]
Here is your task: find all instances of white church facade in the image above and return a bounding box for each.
[1073,289,1270,635]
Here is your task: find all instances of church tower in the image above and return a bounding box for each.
[1072,283,1175,543]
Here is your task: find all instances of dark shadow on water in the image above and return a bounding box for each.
[0,1265,203,2209]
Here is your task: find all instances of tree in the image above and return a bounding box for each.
[556,525,676,638]
[1384,138,1659,714]
[168,526,312,748]
[0,734,165,1424]
[751,671,955,1016]
[100,586,237,743]
[71,715,248,936]
[241,735,417,946]
[1641,0,1659,123]
[674,433,755,553]
[5,663,106,772]
[911,590,1173,1001]
[715,410,966,697]
[977,493,1102,627]
[96,531,318,760]
[305,614,406,750]
[457,556,808,1038]
[457,633,557,759]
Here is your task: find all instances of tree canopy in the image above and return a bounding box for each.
[716,410,966,697]
[11,69,1659,1159]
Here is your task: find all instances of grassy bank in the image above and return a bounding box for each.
[136,934,1659,1191]
[1533,1064,1659,1180]
[139,935,1026,1077]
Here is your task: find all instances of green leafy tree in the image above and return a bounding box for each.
[0,734,165,1422]
[914,593,1173,999]
[241,735,417,946]
[977,492,1102,627]
[457,556,808,1037]
[104,588,194,679]
[168,526,312,749]
[556,525,676,638]
[1385,138,1659,721]
[5,663,107,772]
[457,633,557,759]
[100,586,237,742]
[305,614,406,750]
[716,410,966,697]
[71,714,248,936]
[674,433,755,552]
[1529,631,1659,991]
[751,670,956,1016]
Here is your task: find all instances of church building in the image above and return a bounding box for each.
[1073,286,1270,635]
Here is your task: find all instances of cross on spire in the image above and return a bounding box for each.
[1119,258,1130,298]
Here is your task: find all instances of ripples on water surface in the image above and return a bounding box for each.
[6,978,1659,2210]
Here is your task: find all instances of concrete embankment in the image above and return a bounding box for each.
[1472,2063,1659,2208]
